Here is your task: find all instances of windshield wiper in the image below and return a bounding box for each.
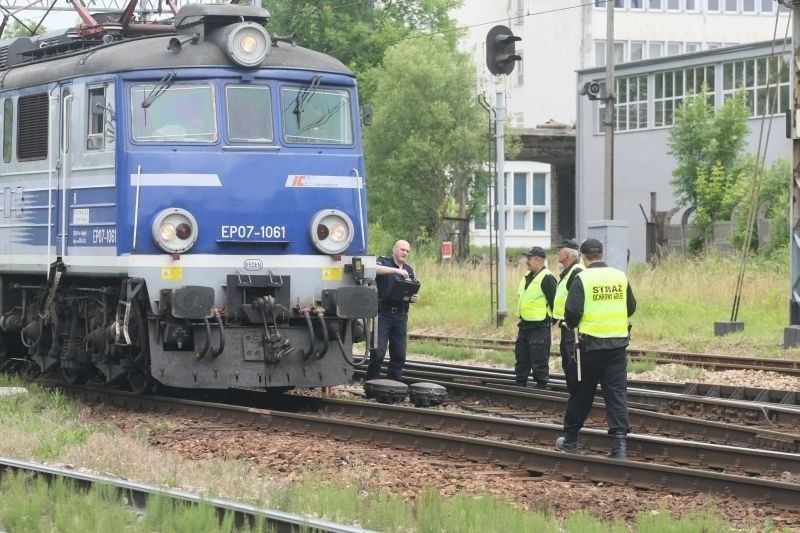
[141,71,176,108]
[292,74,322,125]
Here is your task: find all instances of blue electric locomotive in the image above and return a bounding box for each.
[0,3,377,392]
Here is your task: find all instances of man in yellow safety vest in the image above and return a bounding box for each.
[515,246,557,389]
[551,239,583,399]
[555,238,637,459]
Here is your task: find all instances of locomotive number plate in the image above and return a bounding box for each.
[220,225,287,241]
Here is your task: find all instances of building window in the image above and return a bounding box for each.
[742,0,754,11]
[532,212,546,231]
[707,42,722,50]
[516,50,524,85]
[654,65,715,127]
[685,42,701,53]
[474,211,487,230]
[631,0,644,8]
[515,0,525,20]
[649,0,662,9]
[724,0,737,12]
[667,42,682,56]
[514,172,527,206]
[760,0,772,11]
[532,173,546,205]
[594,40,605,67]
[630,41,644,61]
[722,55,790,117]
[707,0,720,11]
[685,0,698,10]
[666,0,680,10]
[649,41,664,59]
[614,75,648,131]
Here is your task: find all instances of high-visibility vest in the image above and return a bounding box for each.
[552,263,584,320]
[517,268,553,321]
[577,267,629,338]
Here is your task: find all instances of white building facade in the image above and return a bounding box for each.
[454,0,788,251]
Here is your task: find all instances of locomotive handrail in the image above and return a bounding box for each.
[60,93,74,258]
[352,168,365,252]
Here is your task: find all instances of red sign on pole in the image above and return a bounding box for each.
[441,241,453,259]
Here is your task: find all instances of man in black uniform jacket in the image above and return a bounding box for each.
[365,239,419,380]
[555,238,636,459]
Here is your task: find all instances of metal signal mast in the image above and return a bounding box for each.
[785,0,800,347]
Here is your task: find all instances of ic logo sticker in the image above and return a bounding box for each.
[243,259,263,271]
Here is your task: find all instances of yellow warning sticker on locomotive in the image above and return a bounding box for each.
[161,266,183,280]
[322,267,343,281]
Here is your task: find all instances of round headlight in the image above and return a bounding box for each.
[226,22,270,68]
[310,209,354,255]
[151,208,198,254]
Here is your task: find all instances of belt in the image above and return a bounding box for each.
[380,306,407,314]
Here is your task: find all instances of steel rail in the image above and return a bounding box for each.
[358,366,800,428]
[408,333,800,375]
[399,359,800,407]
[63,386,800,511]
[281,395,800,477]
[0,456,372,533]
[354,377,800,453]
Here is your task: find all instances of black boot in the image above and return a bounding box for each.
[555,433,578,454]
[609,432,627,460]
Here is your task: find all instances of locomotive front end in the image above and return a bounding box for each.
[124,4,378,390]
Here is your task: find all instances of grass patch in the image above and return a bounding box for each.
[0,374,94,459]
[408,340,513,366]
[0,471,266,532]
[408,251,798,357]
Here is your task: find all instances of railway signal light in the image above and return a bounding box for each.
[485,25,521,76]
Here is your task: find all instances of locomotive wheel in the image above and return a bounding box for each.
[61,367,88,385]
[126,297,154,395]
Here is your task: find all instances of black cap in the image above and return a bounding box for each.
[557,239,578,250]
[580,238,603,254]
[523,246,546,258]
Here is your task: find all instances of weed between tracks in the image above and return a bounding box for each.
[0,374,791,532]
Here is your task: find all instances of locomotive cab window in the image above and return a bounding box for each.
[281,87,352,145]
[226,85,273,143]
[87,85,112,150]
[130,83,217,143]
[17,93,49,161]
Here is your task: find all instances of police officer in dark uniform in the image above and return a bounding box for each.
[365,239,418,381]
[551,239,583,398]
[555,238,636,459]
[514,246,557,389]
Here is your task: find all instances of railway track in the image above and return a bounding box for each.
[409,334,800,376]
[53,384,799,511]
[0,455,365,533]
[402,359,800,406]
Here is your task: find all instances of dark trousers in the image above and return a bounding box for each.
[514,326,551,386]
[365,311,408,380]
[562,345,630,435]
[559,324,578,397]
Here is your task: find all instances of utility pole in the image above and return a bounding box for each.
[784,0,800,347]
[604,0,615,219]
[485,24,521,326]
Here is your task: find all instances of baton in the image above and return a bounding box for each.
[575,326,582,382]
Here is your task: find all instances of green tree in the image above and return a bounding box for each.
[668,89,750,209]
[2,18,46,38]
[730,156,790,253]
[262,0,460,102]
[364,35,488,244]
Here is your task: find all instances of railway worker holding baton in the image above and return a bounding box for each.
[551,239,584,398]
[555,238,636,459]
[514,246,557,389]
[365,240,419,381]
